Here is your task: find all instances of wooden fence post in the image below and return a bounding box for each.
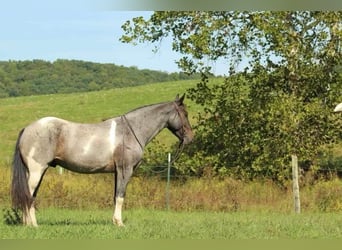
[291,154,301,213]
[166,152,171,210]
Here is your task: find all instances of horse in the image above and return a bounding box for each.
[11,94,194,227]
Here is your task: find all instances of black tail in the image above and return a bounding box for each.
[11,128,32,213]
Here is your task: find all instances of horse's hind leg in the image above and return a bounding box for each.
[25,152,48,227]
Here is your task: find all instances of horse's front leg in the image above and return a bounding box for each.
[113,196,125,227]
[113,165,133,227]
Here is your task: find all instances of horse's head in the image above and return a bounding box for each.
[167,94,194,145]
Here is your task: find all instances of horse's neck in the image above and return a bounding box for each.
[124,103,173,147]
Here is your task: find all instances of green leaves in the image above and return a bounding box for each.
[121,11,341,76]
[187,71,339,183]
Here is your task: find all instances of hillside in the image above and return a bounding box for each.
[0,59,200,98]
[0,79,210,166]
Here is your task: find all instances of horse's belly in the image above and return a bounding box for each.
[56,148,115,173]
[66,164,115,173]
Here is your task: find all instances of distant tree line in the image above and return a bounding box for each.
[0,59,200,98]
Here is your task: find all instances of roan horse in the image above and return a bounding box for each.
[11,94,194,227]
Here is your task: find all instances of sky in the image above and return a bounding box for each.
[0,1,229,75]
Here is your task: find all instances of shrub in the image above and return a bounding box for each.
[314,179,342,212]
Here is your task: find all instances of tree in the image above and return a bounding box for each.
[121,11,342,182]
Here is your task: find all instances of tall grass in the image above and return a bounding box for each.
[2,166,342,213]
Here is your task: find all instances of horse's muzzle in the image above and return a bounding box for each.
[183,132,194,145]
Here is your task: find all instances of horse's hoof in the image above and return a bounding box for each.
[113,218,125,227]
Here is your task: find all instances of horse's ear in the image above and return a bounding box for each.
[175,94,185,105]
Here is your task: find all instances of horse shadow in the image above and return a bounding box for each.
[3,208,21,225]
[42,218,112,226]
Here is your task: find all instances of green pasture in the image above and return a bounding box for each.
[1,208,342,239]
[0,79,206,166]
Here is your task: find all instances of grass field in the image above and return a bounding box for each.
[1,207,342,239]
